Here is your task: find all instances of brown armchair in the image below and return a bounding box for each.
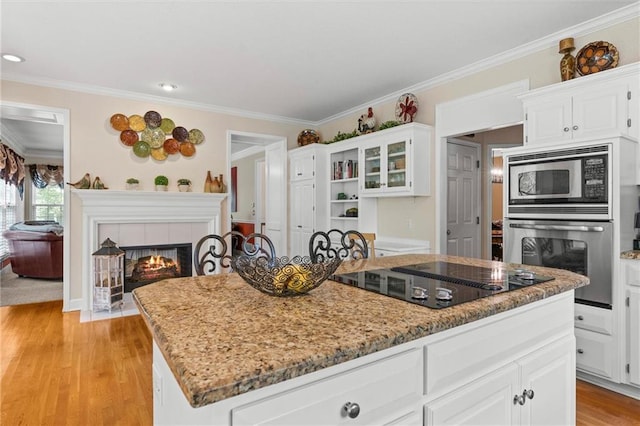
[3,230,63,279]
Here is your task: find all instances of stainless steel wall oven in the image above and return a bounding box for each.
[504,219,613,308]
[504,142,616,309]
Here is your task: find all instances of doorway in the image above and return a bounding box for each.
[435,79,528,258]
[0,101,70,309]
[228,131,287,255]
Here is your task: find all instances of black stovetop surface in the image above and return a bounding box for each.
[330,261,554,309]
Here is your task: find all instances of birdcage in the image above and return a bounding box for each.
[92,238,124,312]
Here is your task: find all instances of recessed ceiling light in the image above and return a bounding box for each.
[159,83,177,92]
[2,53,25,63]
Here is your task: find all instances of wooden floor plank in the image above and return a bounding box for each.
[2,300,639,425]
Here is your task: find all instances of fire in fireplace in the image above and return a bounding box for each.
[121,243,192,292]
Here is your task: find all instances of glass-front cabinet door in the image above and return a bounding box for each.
[386,141,407,189]
[361,138,410,196]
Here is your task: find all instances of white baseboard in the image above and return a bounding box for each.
[577,370,640,400]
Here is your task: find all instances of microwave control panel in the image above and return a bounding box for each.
[583,156,607,199]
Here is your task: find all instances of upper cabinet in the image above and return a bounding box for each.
[520,64,639,146]
[360,123,432,197]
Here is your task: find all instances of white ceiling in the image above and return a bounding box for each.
[1,1,638,156]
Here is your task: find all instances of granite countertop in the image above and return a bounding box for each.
[621,250,640,260]
[133,253,588,408]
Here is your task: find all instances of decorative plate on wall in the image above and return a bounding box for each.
[576,41,619,76]
[395,93,418,123]
[111,111,205,161]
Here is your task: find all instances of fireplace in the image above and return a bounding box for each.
[72,189,226,313]
[122,243,192,292]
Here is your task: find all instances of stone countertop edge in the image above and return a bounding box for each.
[132,253,588,409]
[621,250,640,260]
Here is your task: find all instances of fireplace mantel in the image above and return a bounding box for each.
[72,189,226,311]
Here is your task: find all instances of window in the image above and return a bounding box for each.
[1,180,17,260]
[32,185,64,223]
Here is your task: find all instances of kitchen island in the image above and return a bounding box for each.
[133,254,588,425]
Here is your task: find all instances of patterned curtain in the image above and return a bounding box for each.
[29,164,64,189]
[0,143,26,199]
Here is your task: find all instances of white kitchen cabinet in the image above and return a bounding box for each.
[520,63,639,146]
[623,259,640,388]
[425,364,519,425]
[425,303,575,426]
[575,327,616,379]
[288,144,327,257]
[360,123,431,197]
[290,179,315,257]
[232,348,422,426]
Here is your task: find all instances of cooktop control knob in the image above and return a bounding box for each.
[436,287,453,301]
[515,269,536,280]
[411,286,429,299]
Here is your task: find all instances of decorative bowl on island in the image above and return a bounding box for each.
[231,255,342,297]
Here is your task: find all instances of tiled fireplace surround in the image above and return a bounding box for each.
[72,189,226,321]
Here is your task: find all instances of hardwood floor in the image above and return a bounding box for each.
[1,301,152,425]
[2,301,639,425]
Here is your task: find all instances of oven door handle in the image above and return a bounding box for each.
[508,223,605,232]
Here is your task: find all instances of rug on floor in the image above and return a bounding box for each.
[0,268,63,306]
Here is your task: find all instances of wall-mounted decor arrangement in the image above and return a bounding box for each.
[395,93,418,123]
[110,110,205,161]
[575,40,619,76]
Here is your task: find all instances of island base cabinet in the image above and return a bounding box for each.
[232,348,422,425]
[425,336,575,426]
[425,365,519,425]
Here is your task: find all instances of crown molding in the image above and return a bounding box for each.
[1,74,317,127]
[317,3,640,125]
[231,145,265,162]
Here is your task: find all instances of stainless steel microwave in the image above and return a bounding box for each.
[505,144,611,220]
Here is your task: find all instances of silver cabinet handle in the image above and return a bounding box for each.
[576,315,584,321]
[523,389,535,400]
[563,127,570,132]
[573,125,579,131]
[343,402,360,419]
[513,394,526,405]
[577,349,584,354]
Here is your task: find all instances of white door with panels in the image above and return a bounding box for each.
[446,140,480,258]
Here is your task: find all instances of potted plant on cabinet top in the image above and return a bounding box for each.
[126,177,140,191]
[154,175,169,191]
[177,178,192,192]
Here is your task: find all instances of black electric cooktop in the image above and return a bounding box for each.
[330,261,554,309]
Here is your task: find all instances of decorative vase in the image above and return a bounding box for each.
[204,171,213,193]
[218,174,226,192]
[559,37,576,81]
[155,185,168,192]
[209,176,222,193]
[126,183,139,191]
[178,184,191,192]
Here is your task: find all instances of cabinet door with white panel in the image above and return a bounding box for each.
[623,259,640,388]
[425,336,574,426]
[288,144,327,257]
[521,64,639,146]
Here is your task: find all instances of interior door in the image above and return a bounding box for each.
[264,140,287,255]
[446,140,480,258]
